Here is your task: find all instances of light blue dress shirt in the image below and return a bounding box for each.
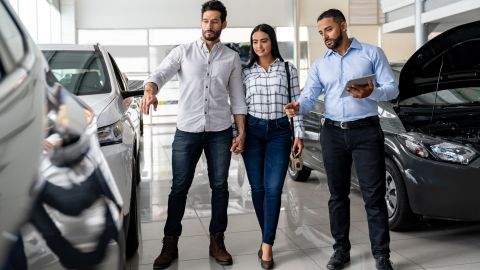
[298,38,399,121]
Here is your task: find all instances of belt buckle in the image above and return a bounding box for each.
[340,121,347,129]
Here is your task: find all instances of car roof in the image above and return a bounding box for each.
[38,44,96,51]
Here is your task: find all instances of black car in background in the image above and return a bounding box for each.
[288,21,480,231]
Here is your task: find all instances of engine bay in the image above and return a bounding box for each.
[397,108,480,150]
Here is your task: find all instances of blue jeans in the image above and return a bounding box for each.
[242,115,292,245]
[164,128,232,236]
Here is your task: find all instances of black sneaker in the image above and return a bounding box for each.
[326,250,350,270]
[375,256,394,270]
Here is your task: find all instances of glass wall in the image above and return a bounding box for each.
[8,0,61,44]
[77,27,309,85]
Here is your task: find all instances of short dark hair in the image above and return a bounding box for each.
[317,9,346,24]
[247,24,284,68]
[201,0,227,22]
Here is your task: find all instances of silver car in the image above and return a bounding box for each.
[39,44,143,257]
[0,0,124,268]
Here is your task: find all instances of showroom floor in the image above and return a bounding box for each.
[127,104,480,270]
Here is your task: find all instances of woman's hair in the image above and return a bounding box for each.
[247,24,284,68]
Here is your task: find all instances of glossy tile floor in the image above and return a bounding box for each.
[128,105,480,270]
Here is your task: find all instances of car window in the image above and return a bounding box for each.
[108,53,126,92]
[0,1,25,73]
[42,50,111,95]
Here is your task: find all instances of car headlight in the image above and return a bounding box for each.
[397,132,478,165]
[97,121,123,146]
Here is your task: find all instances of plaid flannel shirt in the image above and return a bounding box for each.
[242,59,304,138]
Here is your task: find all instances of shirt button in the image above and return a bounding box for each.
[205,99,208,101]
[207,73,209,76]
[204,112,207,114]
[206,86,208,88]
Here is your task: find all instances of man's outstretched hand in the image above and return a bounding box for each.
[141,82,159,115]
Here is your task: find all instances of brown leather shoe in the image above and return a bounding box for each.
[153,236,179,269]
[209,232,233,265]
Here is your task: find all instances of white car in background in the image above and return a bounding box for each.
[40,44,143,257]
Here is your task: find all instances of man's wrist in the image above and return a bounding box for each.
[144,82,158,95]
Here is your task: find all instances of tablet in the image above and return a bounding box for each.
[341,74,376,97]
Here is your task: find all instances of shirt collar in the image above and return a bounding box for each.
[252,57,281,68]
[325,38,361,57]
[196,37,223,52]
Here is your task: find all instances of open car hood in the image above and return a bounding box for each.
[399,20,480,101]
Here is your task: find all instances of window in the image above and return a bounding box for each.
[42,50,111,96]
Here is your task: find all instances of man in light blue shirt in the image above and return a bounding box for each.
[285,9,398,270]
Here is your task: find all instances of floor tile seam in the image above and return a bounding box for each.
[301,247,329,269]
[389,249,426,270]
[418,258,480,270]
[292,248,326,270]
[278,227,312,251]
[388,239,480,269]
[425,261,480,269]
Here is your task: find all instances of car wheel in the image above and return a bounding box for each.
[288,163,312,182]
[385,158,418,231]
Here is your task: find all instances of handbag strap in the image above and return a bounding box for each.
[284,61,295,141]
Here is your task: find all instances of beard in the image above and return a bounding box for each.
[202,29,222,41]
[325,34,343,50]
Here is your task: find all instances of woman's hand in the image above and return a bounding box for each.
[292,138,303,156]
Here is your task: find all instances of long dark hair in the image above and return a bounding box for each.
[247,24,284,68]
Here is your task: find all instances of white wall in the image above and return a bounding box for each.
[75,0,293,29]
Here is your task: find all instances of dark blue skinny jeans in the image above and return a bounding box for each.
[164,128,232,236]
[242,115,292,245]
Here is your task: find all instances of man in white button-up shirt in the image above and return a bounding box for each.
[140,1,246,269]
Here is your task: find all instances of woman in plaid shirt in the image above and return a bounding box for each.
[241,24,304,269]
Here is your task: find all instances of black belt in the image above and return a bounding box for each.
[324,116,379,129]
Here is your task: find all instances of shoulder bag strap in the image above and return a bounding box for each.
[284,61,295,141]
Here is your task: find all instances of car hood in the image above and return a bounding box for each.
[76,94,116,127]
[399,20,480,101]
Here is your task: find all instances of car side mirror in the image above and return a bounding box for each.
[121,90,144,99]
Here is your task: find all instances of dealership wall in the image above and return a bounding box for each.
[73,0,415,61]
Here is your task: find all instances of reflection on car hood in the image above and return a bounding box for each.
[399,20,480,101]
[77,94,115,127]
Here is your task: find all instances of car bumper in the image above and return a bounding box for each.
[394,143,480,220]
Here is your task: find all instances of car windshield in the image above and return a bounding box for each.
[400,87,480,106]
[42,50,110,95]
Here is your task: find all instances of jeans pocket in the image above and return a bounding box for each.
[247,115,260,126]
[277,117,291,131]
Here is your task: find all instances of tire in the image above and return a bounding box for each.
[385,158,418,231]
[288,163,312,182]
